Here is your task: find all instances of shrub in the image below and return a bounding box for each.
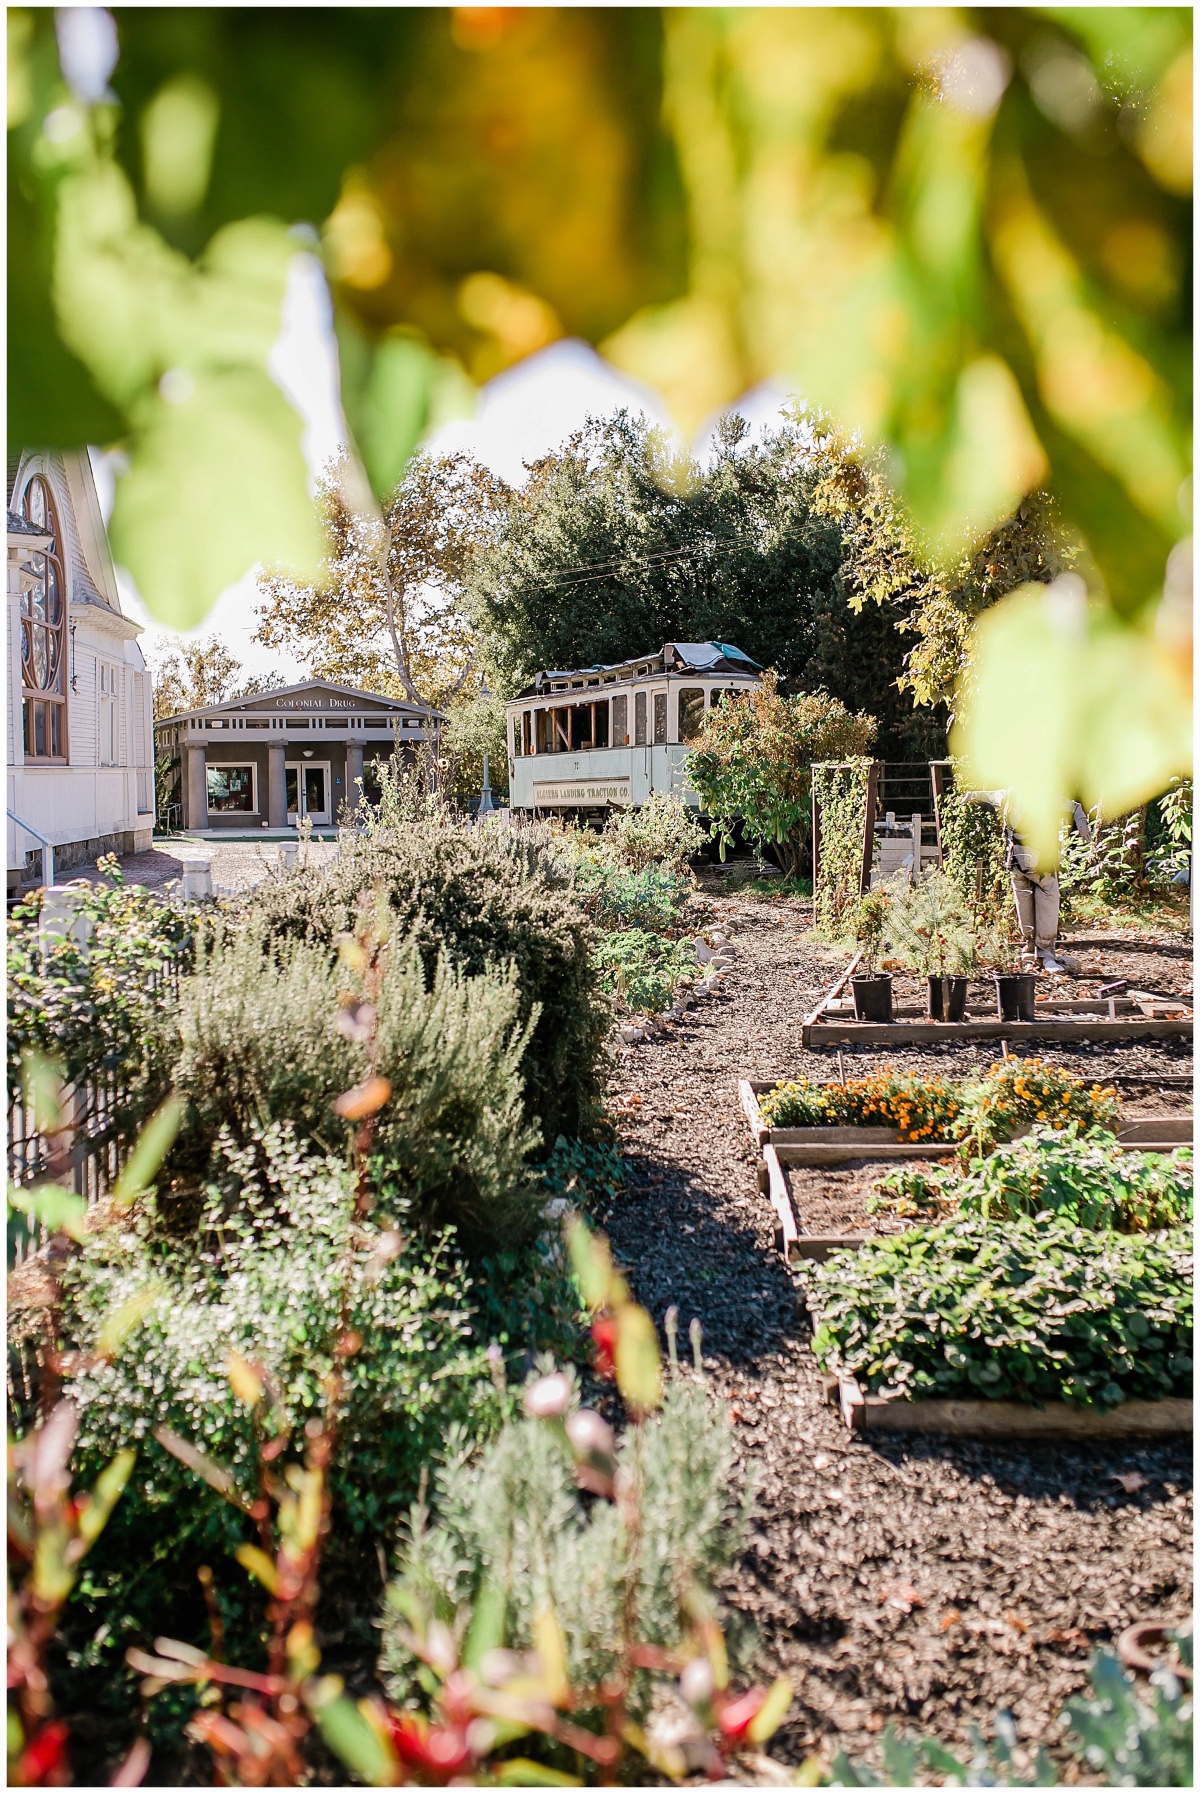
[240,820,608,1142]
[163,920,543,1246]
[570,855,692,934]
[955,1127,1192,1232]
[379,1375,748,1719]
[688,673,876,880]
[64,1125,499,1531]
[807,1215,1192,1409]
[7,867,192,1105]
[601,792,706,873]
[953,1056,1118,1153]
[759,1069,962,1142]
[591,928,699,1015]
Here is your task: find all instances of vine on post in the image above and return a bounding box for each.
[811,761,873,937]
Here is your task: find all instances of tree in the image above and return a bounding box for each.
[468,409,943,759]
[256,451,508,713]
[148,637,288,721]
[811,432,1074,712]
[686,673,876,881]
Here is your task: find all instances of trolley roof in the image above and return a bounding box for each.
[514,642,760,700]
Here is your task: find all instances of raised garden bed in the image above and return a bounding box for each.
[830,1373,1193,1438]
[804,1014,1193,1046]
[740,1079,1191,1155]
[762,1142,955,1260]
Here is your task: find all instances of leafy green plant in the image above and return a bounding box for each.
[570,855,693,934]
[956,1127,1192,1233]
[807,1216,1192,1409]
[592,929,699,1016]
[937,777,1012,936]
[811,759,875,936]
[884,868,975,977]
[161,918,543,1246]
[601,791,706,874]
[1147,776,1193,887]
[952,1057,1119,1155]
[850,887,892,975]
[240,818,608,1143]
[689,675,876,881]
[7,866,192,1109]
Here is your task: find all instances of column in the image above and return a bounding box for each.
[185,744,207,830]
[346,742,364,815]
[268,742,287,828]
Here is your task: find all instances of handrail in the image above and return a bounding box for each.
[7,808,53,887]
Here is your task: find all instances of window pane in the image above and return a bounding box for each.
[613,694,628,744]
[512,713,523,756]
[50,704,63,757]
[286,768,299,812]
[594,701,610,748]
[207,765,255,812]
[304,767,326,814]
[678,688,705,741]
[710,687,724,707]
[634,691,647,745]
[33,703,46,758]
[653,692,667,744]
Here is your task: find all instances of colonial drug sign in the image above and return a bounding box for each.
[533,778,631,806]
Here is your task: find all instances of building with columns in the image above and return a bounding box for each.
[155,679,441,832]
[7,450,155,891]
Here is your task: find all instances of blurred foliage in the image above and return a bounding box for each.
[8,6,1191,843]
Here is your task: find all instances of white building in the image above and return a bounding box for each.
[7,451,155,891]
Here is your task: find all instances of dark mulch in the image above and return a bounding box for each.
[600,889,1193,1776]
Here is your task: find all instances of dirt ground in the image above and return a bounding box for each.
[600,881,1193,1777]
[63,838,339,897]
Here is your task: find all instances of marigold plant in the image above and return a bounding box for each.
[758,1069,961,1143]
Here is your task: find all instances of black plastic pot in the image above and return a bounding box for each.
[927,975,969,1022]
[994,972,1036,1022]
[851,973,894,1023]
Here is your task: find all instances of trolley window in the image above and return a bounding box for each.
[613,694,628,745]
[678,687,705,741]
[653,692,667,744]
[634,691,648,745]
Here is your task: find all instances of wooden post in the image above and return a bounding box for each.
[930,760,947,865]
[859,760,882,895]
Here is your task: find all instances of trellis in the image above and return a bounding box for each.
[811,758,878,935]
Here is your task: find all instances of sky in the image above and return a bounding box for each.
[116,254,789,685]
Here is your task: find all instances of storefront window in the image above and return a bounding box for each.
[206,764,256,813]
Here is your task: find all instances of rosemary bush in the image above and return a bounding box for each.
[162,920,543,1245]
[241,820,608,1142]
[380,1375,748,1718]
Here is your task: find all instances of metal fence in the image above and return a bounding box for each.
[7,953,183,1267]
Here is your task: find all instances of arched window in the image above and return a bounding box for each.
[20,474,68,761]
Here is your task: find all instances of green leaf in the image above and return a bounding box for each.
[313,1695,396,1788]
[112,1094,185,1209]
[78,1448,136,1550]
[953,582,1192,865]
[614,1302,663,1412]
[494,1762,581,1787]
[462,1577,506,1671]
[6,1182,87,1243]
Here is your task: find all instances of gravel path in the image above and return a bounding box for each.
[600,887,1192,1774]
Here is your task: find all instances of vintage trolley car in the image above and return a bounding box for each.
[506,642,761,817]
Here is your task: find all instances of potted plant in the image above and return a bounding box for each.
[849,887,893,1021]
[887,870,975,1021]
[973,917,1036,1020]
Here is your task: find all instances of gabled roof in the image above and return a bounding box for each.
[157,676,445,726]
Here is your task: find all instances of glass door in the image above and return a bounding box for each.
[285,760,332,824]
